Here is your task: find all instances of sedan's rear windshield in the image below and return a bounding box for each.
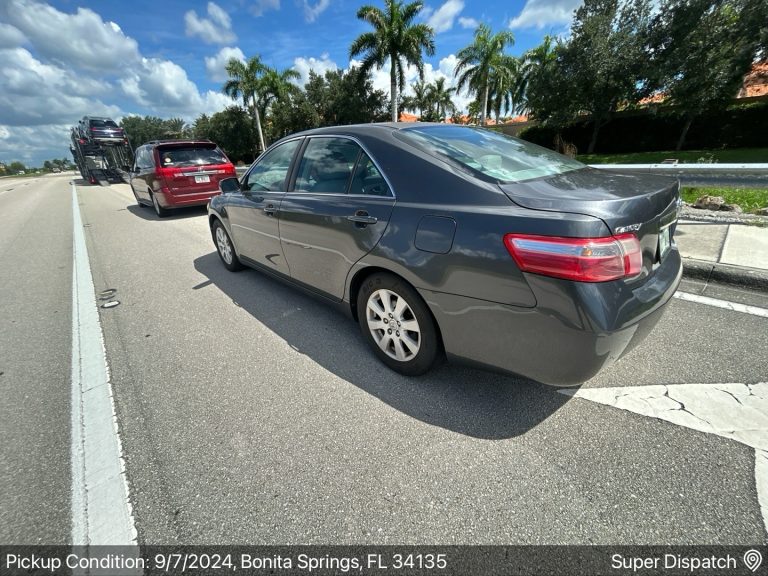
[398,125,584,183]
[157,146,229,167]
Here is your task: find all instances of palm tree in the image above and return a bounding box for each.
[487,55,521,123]
[258,67,301,125]
[426,77,456,120]
[402,79,431,118]
[223,56,268,155]
[516,35,558,114]
[350,0,435,122]
[454,24,515,126]
[162,117,189,139]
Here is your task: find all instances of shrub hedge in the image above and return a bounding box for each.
[518,99,768,154]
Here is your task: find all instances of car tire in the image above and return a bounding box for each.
[212,220,244,272]
[356,273,440,376]
[131,186,146,207]
[151,191,169,218]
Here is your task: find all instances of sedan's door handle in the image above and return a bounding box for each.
[346,212,377,226]
[264,204,276,216]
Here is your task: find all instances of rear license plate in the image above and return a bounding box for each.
[194,175,210,183]
[658,226,671,260]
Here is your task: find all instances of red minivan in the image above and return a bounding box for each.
[130,140,236,217]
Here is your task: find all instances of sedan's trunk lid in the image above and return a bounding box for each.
[500,168,679,230]
[499,167,681,282]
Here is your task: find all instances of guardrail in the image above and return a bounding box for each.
[589,163,768,188]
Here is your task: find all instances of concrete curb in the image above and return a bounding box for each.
[682,258,768,292]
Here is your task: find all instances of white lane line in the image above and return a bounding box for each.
[757,450,768,538]
[674,291,768,318]
[71,181,137,545]
[560,383,768,535]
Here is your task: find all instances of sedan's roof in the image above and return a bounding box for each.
[292,122,456,138]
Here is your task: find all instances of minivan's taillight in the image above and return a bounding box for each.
[156,166,182,181]
[504,233,642,282]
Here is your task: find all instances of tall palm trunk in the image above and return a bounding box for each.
[390,56,398,122]
[480,82,489,126]
[251,96,266,156]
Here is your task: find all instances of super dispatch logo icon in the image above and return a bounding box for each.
[744,549,762,572]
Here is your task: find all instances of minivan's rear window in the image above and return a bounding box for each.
[157,146,229,167]
[398,125,584,183]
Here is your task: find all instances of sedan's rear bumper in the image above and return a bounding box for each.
[423,249,682,385]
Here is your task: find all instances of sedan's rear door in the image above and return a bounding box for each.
[278,136,395,300]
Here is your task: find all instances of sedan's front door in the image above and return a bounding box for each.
[279,136,395,300]
[228,139,301,276]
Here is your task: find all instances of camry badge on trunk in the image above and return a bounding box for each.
[615,223,642,234]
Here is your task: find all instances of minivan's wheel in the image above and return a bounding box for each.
[131,186,146,208]
[151,191,169,218]
[212,220,244,271]
[356,273,439,376]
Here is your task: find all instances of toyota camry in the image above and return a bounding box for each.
[208,124,682,385]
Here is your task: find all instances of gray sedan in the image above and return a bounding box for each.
[208,124,681,385]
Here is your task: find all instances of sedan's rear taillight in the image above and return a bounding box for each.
[504,233,642,282]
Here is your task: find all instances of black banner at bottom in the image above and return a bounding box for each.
[1,545,766,576]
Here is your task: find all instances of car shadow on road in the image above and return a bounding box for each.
[193,251,573,440]
[127,204,208,221]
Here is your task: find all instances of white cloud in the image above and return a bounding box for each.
[426,0,464,34]
[120,57,231,119]
[0,124,76,165]
[0,48,119,126]
[0,0,140,71]
[205,47,246,82]
[0,1,239,166]
[509,0,581,29]
[0,22,27,48]
[251,0,280,16]
[302,0,331,22]
[293,53,338,86]
[458,16,478,29]
[185,2,237,44]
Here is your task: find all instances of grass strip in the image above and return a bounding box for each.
[681,187,768,213]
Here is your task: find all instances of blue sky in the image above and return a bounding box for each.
[0,0,580,166]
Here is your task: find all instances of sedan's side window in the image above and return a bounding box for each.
[349,153,391,197]
[294,138,360,194]
[245,139,300,192]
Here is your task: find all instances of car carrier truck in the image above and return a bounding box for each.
[69,116,134,185]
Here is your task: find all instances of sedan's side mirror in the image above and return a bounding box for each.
[219,177,241,194]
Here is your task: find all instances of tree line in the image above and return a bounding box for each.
[119,0,768,162]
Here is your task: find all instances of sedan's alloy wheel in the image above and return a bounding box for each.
[366,289,421,361]
[212,221,244,272]
[216,226,234,265]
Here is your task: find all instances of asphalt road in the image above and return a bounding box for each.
[0,174,72,544]
[1,174,767,549]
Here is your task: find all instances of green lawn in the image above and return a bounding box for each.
[681,186,768,213]
[578,148,768,165]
